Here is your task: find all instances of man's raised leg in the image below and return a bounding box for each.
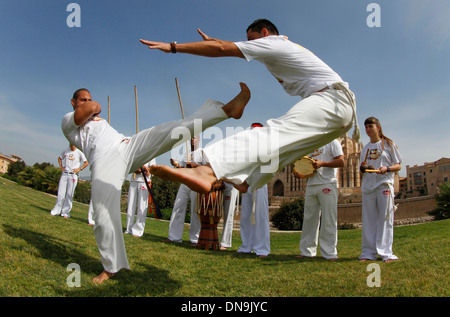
[150,164,217,194]
[222,82,250,119]
[149,83,251,194]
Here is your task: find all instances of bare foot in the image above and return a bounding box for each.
[383,258,397,263]
[222,83,250,119]
[92,270,114,284]
[295,255,312,259]
[150,164,217,194]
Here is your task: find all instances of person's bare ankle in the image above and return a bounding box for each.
[92,270,114,284]
[222,82,250,119]
[149,165,215,194]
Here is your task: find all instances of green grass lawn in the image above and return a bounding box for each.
[0,177,449,297]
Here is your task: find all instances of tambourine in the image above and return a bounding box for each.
[293,156,317,178]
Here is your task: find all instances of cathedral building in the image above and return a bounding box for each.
[267,134,373,206]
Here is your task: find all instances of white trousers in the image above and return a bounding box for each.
[238,185,270,256]
[359,183,398,261]
[90,99,228,273]
[220,185,239,248]
[204,89,354,189]
[168,184,200,243]
[300,183,338,259]
[50,172,78,217]
[125,181,149,237]
[88,200,95,225]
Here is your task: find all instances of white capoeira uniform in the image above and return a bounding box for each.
[359,139,402,261]
[62,99,229,273]
[202,35,358,190]
[125,158,156,237]
[167,148,206,243]
[299,140,343,259]
[50,147,87,218]
[220,182,239,248]
[238,184,270,256]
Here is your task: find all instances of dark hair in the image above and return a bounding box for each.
[246,19,279,35]
[72,88,90,100]
[364,117,394,149]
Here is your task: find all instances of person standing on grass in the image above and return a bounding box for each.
[50,143,88,218]
[236,123,270,257]
[359,117,402,263]
[165,136,204,244]
[220,182,239,250]
[294,139,344,260]
[124,159,156,238]
[61,85,250,284]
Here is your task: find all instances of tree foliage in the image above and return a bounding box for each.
[151,176,180,210]
[427,182,450,220]
[271,197,305,230]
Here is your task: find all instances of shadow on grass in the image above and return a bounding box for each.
[2,224,182,296]
[138,232,358,264]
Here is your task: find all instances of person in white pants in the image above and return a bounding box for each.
[143,19,359,197]
[295,139,344,260]
[61,85,250,284]
[50,144,88,218]
[125,159,156,237]
[359,117,402,263]
[220,182,239,249]
[167,137,204,244]
[238,184,270,257]
[88,200,94,225]
[168,184,200,243]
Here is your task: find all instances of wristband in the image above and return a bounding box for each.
[171,41,177,53]
[386,166,391,172]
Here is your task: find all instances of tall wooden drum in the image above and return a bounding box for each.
[196,181,225,251]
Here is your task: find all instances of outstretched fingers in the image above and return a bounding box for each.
[139,39,171,53]
[197,29,213,41]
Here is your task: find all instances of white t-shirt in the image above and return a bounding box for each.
[61,112,127,167]
[307,139,343,185]
[178,148,207,167]
[360,140,402,193]
[60,147,87,173]
[234,35,344,98]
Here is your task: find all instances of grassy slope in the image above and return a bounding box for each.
[0,177,448,297]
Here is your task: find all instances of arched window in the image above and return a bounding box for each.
[273,179,284,196]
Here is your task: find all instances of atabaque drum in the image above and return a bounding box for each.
[196,180,225,251]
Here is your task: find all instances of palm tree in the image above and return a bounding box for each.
[427,182,450,220]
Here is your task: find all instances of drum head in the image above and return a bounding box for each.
[293,156,316,178]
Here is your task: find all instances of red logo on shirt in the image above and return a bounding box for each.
[322,188,331,194]
[383,189,390,196]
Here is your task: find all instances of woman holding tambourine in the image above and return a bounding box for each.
[359,117,402,263]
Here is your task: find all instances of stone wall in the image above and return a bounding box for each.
[269,195,436,225]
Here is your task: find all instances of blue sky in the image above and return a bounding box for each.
[1,0,449,178]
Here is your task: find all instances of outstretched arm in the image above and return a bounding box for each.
[73,101,101,126]
[139,29,244,58]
